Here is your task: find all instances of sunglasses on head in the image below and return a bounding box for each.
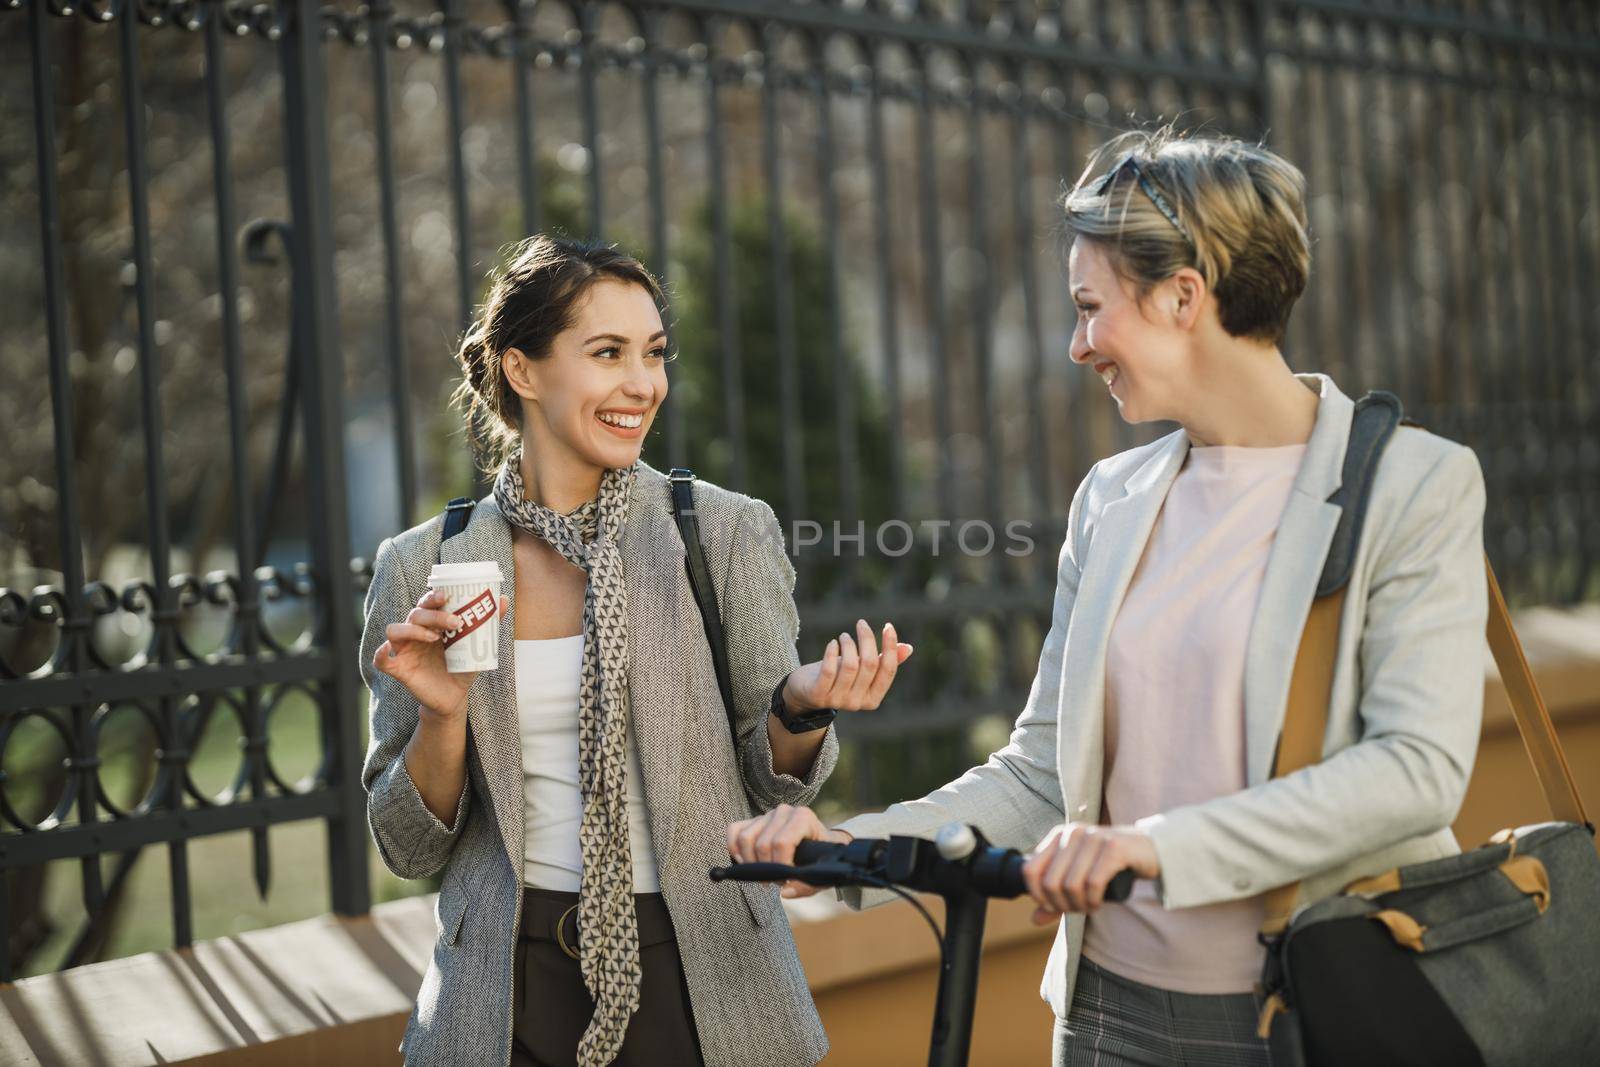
[1093,154,1193,245]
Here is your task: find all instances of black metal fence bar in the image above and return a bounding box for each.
[1577,112,1600,599]
[1427,80,1464,413]
[577,2,602,236]
[1500,90,1539,591]
[639,7,681,467]
[117,0,180,940]
[1440,84,1476,414]
[1470,83,1512,586]
[368,0,418,530]
[510,1,540,237]
[0,652,333,716]
[0,790,343,869]
[703,25,745,491]
[274,0,367,918]
[649,0,1258,87]
[1536,89,1583,595]
[1377,75,1415,405]
[760,28,805,523]
[202,0,272,930]
[965,76,1001,548]
[1009,90,1052,558]
[813,46,856,553]
[1052,104,1093,495]
[867,72,906,536]
[442,0,473,330]
[13,0,83,984]
[1547,109,1580,426]
[1289,0,1600,59]
[914,57,955,519]
[1269,38,1598,108]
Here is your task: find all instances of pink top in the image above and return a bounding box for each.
[1082,441,1306,994]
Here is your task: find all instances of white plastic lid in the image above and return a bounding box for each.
[428,561,504,585]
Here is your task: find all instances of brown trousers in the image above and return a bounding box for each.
[511,887,705,1067]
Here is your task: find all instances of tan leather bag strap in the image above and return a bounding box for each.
[1483,562,1589,827]
[1260,588,1346,933]
[1261,554,1590,934]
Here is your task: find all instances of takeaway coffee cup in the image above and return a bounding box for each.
[428,561,504,673]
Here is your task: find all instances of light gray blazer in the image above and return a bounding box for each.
[359,463,837,1067]
[838,373,1489,1018]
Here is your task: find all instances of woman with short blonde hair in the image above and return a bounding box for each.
[731,128,1487,1066]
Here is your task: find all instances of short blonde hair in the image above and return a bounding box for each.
[1060,127,1311,344]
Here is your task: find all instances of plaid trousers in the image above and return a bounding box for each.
[1052,957,1272,1067]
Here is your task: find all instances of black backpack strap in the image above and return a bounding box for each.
[438,496,476,563]
[667,468,740,739]
[1317,391,1403,597]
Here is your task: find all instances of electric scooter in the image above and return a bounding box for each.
[711,823,1135,1067]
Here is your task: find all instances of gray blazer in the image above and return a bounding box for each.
[360,463,837,1066]
[838,373,1489,1018]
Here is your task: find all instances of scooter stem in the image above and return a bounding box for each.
[929,888,988,1067]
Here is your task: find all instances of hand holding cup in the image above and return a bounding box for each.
[372,586,506,721]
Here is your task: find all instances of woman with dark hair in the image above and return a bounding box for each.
[729,128,1488,1065]
[359,234,913,1066]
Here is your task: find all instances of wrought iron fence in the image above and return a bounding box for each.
[2,0,1596,979]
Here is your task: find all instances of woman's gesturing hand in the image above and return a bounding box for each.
[1022,823,1162,925]
[727,804,852,900]
[783,619,913,713]
[371,588,506,721]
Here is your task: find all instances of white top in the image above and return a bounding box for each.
[515,635,660,893]
[1083,442,1306,994]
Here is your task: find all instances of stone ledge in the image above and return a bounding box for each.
[0,897,432,1066]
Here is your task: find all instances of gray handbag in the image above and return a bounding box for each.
[1255,396,1600,1065]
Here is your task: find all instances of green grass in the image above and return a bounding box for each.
[17,821,427,979]
[10,688,432,980]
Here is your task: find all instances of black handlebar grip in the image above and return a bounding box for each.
[1104,868,1137,903]
[997,852,1028,897]
[710,862,796,883]
[793,839,848,866]
[998,860,1136,902]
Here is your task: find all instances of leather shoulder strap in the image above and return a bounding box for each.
[437,496,476,563]
[1261,590,1348,932]
[1484,562,1590,827]
[1263,402,1592,933]
[1264,395,1424,930]
[1319,391,1402,596]
[667,469,740,740]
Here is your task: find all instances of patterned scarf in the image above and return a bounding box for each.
[494,451,640,1067]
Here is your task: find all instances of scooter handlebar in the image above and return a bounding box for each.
[793,839,848,866]
[724,832,1138,902]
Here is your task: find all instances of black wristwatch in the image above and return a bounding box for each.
[770,677,837,734]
